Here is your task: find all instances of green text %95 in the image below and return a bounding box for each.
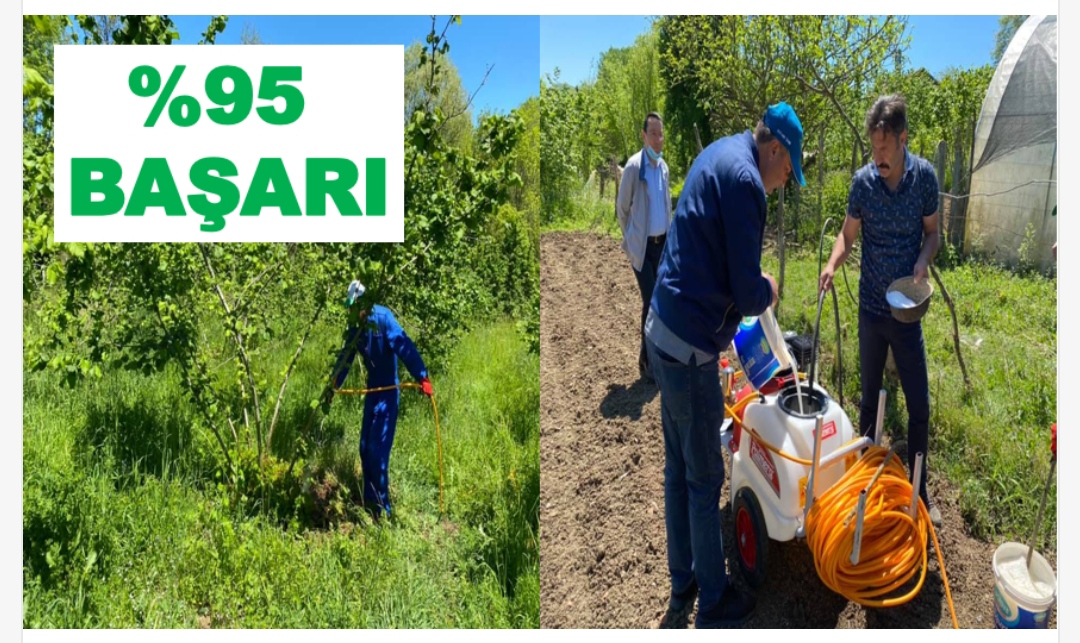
[128,65,305,127]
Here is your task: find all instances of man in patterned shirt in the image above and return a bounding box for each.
[819,94,943,526]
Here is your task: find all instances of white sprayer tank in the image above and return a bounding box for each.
[730,383,857,542]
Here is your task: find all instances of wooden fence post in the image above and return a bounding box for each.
[792,182,801,245]
[935,140,947,243]
[950,128,966,248]
[818,128,825,237]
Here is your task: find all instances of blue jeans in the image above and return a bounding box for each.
[633,235,666,372]
[858,310,931,503]
[646,336,729,610]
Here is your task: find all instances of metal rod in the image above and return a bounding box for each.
[909,452,925,520]
[874,389,886,446]
[810,415,825,501]
[851,490,868,565]
[803,414,826,529]
[1027,458,1057,569]
[817,437,874,469]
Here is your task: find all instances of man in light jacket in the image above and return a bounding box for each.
[617,111,672,382]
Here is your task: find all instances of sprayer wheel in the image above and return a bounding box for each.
[733,486,769,590]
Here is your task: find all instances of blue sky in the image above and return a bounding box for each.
[168,15,540,118]
[540,15,1008,85]
[149,15,1008,116]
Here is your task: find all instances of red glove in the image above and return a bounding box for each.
[421,377,433,397]
[1051,423,1056,459]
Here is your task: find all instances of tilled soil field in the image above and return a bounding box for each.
[539,230,1056,629]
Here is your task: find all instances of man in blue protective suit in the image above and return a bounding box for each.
[323,279,432,519]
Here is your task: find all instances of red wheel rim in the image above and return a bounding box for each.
[736,505,757,570]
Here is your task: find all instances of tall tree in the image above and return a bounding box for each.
[657,16,908,168]
[593,30,666,166]
[539,71,603,219]
[240,21,264,44]
[404,41,474,152]
[91,15,121,43]
[506,96,540,223]
[993,16,1028,65]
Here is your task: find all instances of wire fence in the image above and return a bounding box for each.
[938,178,1057,201]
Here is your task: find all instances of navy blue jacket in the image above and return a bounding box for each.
[650,131,773,355]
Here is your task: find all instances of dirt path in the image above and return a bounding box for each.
[539,230,1055,629]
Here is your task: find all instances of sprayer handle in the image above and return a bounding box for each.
[1051,423,1056,459]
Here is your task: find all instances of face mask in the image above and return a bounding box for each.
[645,145,662,162]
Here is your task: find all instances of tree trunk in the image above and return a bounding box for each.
[818,128,825,246]
[778,185,785,313]
[930,264,971,391]
[265,284,332,454]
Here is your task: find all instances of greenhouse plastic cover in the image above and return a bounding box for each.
[972,15,1057,173]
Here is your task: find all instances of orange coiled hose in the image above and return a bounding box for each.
[724,380,958,627]
[804,445,958,628]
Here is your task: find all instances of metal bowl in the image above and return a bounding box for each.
[886,276,933,323]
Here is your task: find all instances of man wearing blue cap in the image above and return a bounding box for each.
[323,279,433,519]
[819,94,942,527]
[644,102,804,628]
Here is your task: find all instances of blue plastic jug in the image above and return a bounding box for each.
[732,307,794,392]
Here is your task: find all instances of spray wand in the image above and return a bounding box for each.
[1026,423,1056,569]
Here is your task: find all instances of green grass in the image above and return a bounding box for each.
[544,191,1057,549]
[542,179,622,237]
[23,321,539,628]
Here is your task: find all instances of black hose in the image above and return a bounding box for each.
[819,216,858,309]
[816,217,845,407]
[842,260,858,309]
[818,217,835,282]
[809,288,826,389]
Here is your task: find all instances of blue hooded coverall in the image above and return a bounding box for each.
[332,304,428,516]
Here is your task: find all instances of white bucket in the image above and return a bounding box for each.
[992,542,1056,628]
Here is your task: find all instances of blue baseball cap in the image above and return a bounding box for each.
[763,102,806,187]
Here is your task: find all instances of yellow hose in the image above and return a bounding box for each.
[335,383,445,514]
[726,391,826,465]
[725,383,958,627]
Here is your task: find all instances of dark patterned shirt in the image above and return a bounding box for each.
[848,150,939,317]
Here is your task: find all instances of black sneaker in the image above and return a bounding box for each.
[695,585,756,629]
[669,578,698,613]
